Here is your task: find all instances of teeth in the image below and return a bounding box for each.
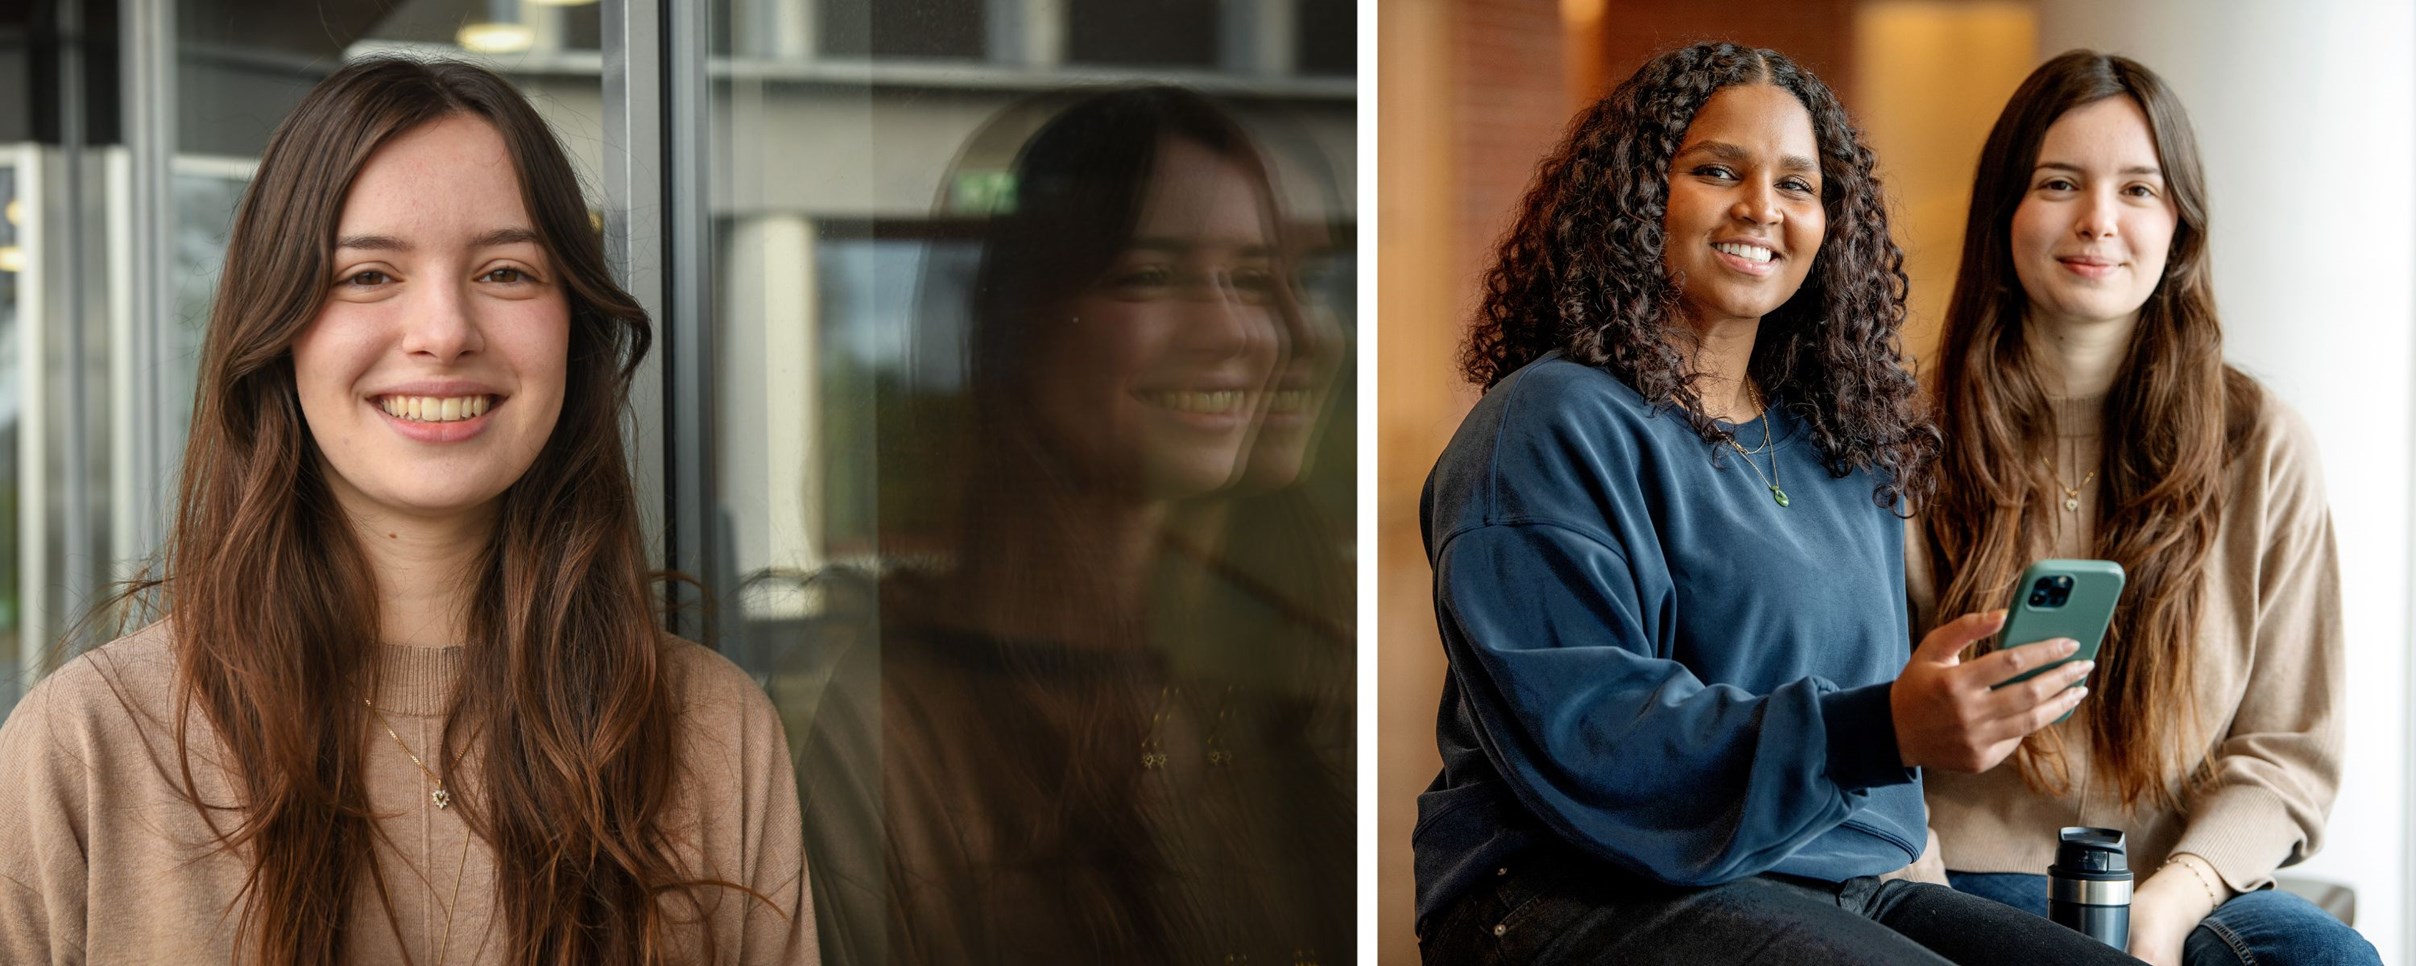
[1715,242,1775,263]
[1266,389,1312,414]
[1142,390,1244,415]
[379,395,491,423]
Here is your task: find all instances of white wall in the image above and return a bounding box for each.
[2036,1,2416,960]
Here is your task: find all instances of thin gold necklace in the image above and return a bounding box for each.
[366,701,479,810]
[2040,456,2097,513]
[1727,387,1787,507]
[365,703,478,965]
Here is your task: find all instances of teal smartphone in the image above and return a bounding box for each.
[1991,559,2125,721]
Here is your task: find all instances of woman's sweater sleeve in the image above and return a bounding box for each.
[0,662,97,965]
[2170,405,2346,894]
[1430,501,1910,887]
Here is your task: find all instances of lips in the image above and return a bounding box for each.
[1710,239,1781,277]
[2056,255,2121,279]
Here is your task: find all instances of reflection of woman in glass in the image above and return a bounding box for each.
[1416,43,2135,964]
[0,60,811,963]
[804,87,1352,965]
[1915,51,2376,966]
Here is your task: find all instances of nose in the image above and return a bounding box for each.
[1181,275,1280,363]
[401,277,484,363]
[1731,180,1781,226]
[2074,189,2121,240]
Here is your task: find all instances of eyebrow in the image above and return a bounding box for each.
[335,226,544,252]
[2035,161,2164,178]
[1677,140,1819,174]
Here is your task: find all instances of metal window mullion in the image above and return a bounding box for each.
[120,0,178,639]
[662,0,720,644]
[602,0,669,581]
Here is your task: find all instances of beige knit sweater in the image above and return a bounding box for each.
[1907,389,2345,894]
[0,622,818,964]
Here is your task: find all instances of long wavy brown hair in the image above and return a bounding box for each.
[142,58,746,963]
[1461,42,1937,508]
[1923,50,2259,810]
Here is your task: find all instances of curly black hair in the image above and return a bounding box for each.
[1461,42,1938,508]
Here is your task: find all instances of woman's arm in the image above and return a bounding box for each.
[2168,403,2345,894]
[0,665,95,964]
[1434,520,1921,886]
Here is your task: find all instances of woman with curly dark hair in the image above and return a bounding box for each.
[1415,43,2137,964]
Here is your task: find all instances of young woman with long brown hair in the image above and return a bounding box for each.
[1415,42,2134,965]
[0,59,813,964]
[800,86,1353,965]
[1915,50,2376,966]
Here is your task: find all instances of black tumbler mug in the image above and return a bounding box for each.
[2048,826,2132,948]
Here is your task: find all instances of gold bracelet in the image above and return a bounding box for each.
[2165,855,2223,905]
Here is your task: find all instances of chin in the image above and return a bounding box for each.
[1143,456,1248,500]
[358,481,513,519]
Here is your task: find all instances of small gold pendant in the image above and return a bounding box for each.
[2064,496,2081,512]
[432,787,452,809]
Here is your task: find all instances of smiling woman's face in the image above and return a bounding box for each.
[2008,95,2176,334]
[1660,83,1826,333]
[291,113,570,525]
[1030,136,1283,502]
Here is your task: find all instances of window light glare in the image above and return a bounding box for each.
[523,0,598,6]
[3,199,19,225]
[0,246,25,274]
[457,22,535,54]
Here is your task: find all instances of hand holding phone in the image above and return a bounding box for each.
[1992,559,2125,722]
[1893,559,2124,772]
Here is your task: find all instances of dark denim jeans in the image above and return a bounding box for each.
[1418,852,2145,965]
[1949,872,2382,966]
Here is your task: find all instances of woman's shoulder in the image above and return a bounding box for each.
[658,634,781,724]
[2222,372,2325,489]
[12,622,177,718]
[1440,355,1668,482]
[1483,353,1659,427]
[0,621,184,774]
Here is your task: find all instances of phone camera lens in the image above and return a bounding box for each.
[2053,576,2075,589]
[2029,591,2049,606]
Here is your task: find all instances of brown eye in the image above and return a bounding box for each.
[1109,265,1174,290]
[342,270,392,288]
[481,267,529,284]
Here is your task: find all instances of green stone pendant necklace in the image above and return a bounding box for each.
[1729,391,1788,508]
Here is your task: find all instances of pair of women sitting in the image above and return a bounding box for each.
[1416,44,2376,966]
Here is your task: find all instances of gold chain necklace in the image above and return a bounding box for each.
[365,703,479,965]
[1726,387,1787,507]
[2039,456,2097,513]
[366,701,479,809]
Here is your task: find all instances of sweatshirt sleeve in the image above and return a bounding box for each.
[1432,517,1912,888]
[2169,405,2345,894]
[737,681,821,965]
[0,664,96,965]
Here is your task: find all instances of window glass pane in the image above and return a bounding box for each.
[1298,0,1356,76]
[709,1,1359,962]
[1065,0,1219,68]
[817,0,988,60]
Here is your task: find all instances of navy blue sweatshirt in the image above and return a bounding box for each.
[1414,353,1925,929]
